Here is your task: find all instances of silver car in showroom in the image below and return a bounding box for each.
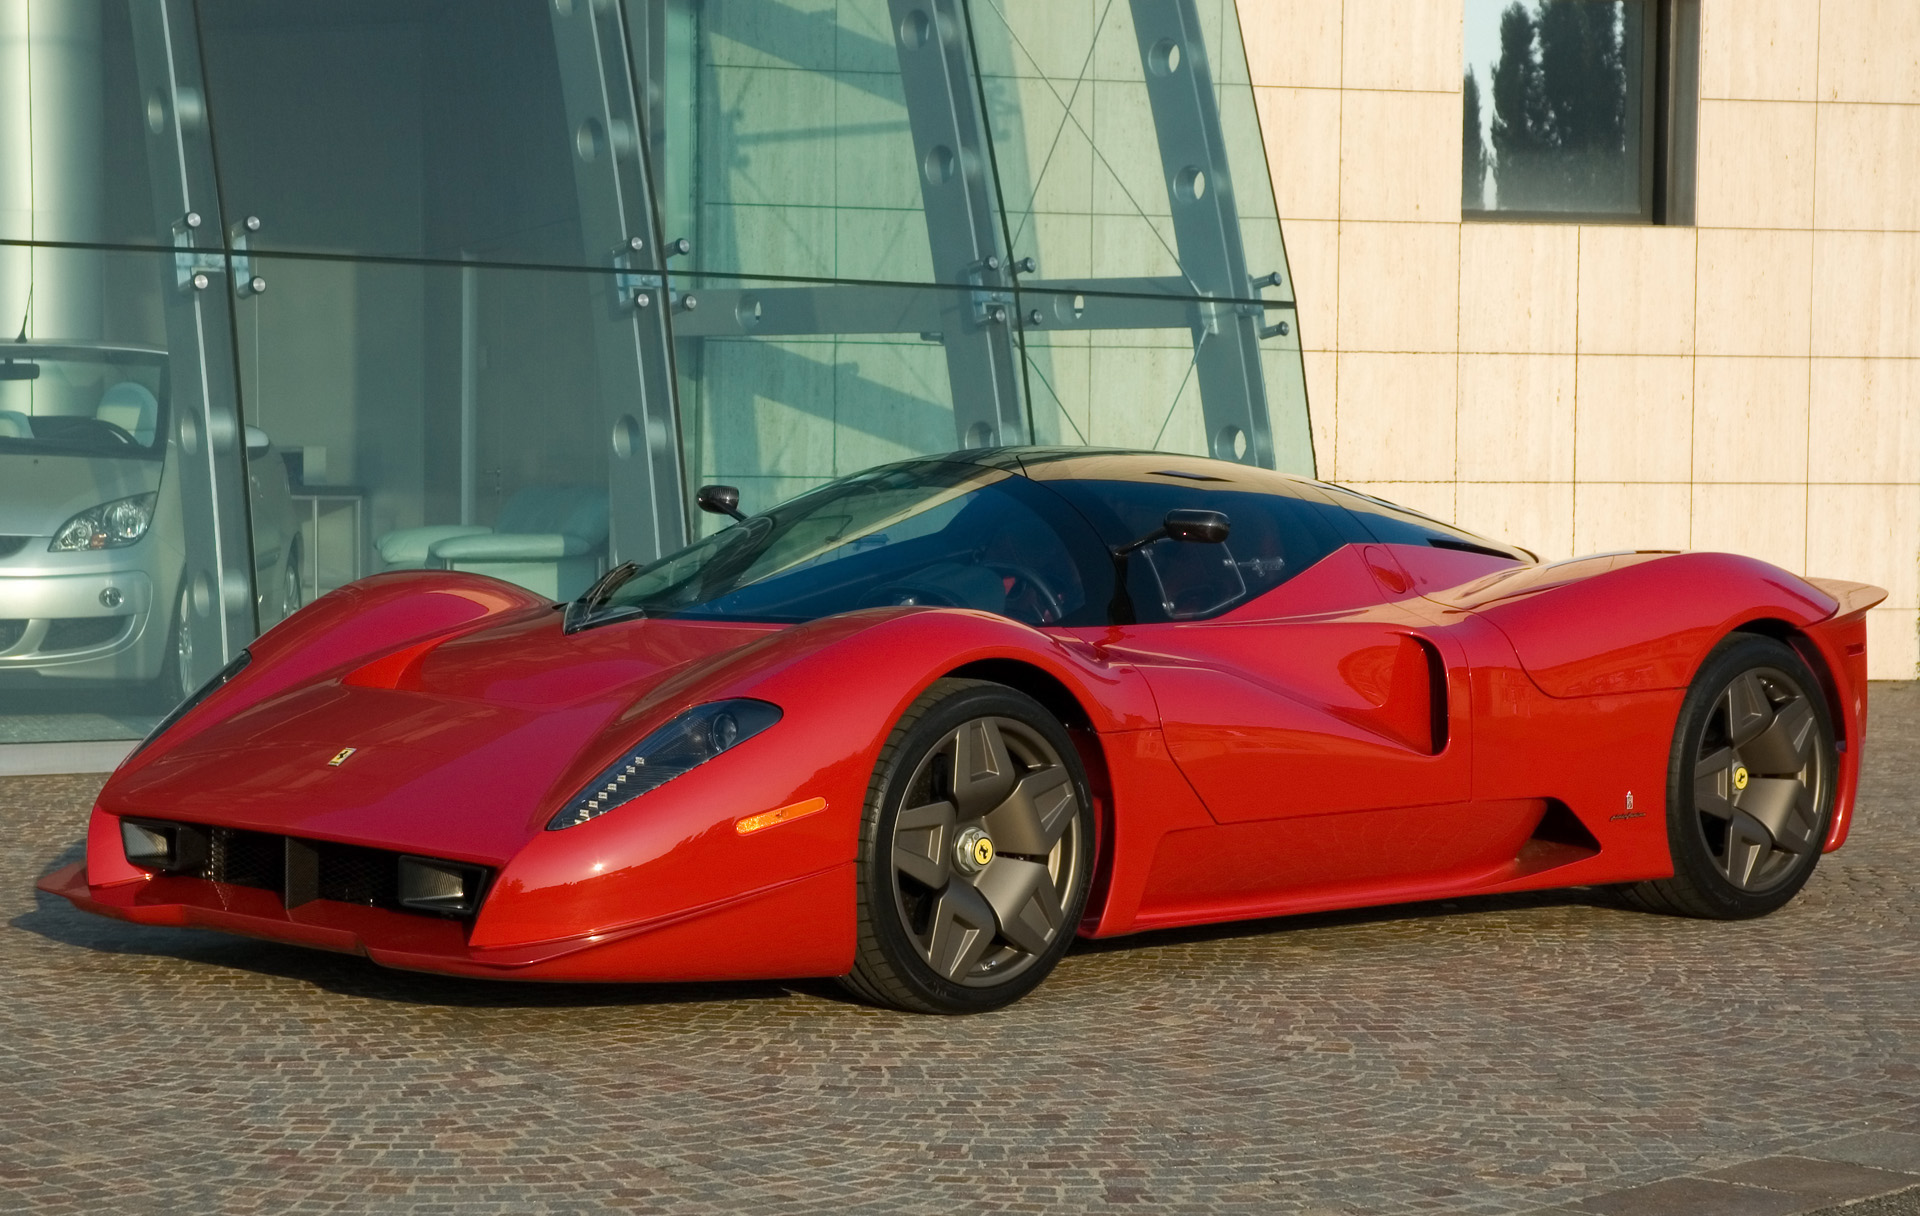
[0,343,301,707]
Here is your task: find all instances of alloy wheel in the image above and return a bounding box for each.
[174,586,197,702]
[1690,667,1828,891]
[887,715,1084,986]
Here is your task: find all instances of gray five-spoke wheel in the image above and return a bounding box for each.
[888,714,1083,986]
[1690,666,1827,892]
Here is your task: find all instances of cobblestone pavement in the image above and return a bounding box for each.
[4,686,1918,1215]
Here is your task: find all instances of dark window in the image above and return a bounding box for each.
[1463,0,1698,223]
[603,461,1111,628]
[1040,480,1352,623]
[1317,485,1533,563]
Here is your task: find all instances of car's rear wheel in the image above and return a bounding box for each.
[1623,634,1836,919]
[843,678,1093,1014]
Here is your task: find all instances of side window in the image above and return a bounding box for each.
[1318,485,1532,562]
[1044,480,1350,622]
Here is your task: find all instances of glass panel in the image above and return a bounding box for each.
[646,0,949,284]
[197,0,655,267]
[1463,0,1650,217]
[671,273,1010,530]
[236,256,676,602]
[972,0,1314,476]
[0,0,170,251]
[971,0,1178,287]
[0,246,245,744]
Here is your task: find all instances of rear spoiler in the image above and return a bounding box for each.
[1805,578,1887,622]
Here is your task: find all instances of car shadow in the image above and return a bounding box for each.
[1066,885,1629,957]
[19,839,1625,1012]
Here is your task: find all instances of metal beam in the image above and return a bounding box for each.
[1125,0,1275,467]
[550,0,686,564]
[128,0,256,684]
[667,278,1295,340]
[888,0,1025,449]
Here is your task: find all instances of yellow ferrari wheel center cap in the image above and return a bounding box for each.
[1733,766,1750,791]
[954,826,995,874]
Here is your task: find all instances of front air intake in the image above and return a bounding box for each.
[118,817,490,920]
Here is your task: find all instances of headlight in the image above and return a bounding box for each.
[50,493,157,551]
[128,649,252,759]
[548,699,781,830]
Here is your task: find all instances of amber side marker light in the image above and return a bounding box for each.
[736,797,827,835]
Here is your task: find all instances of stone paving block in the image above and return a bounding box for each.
[1800,1186,1920,1216]
[1574,1177,1815,1216]
[1806,1132,1920,1175]
[2,683,1918,1215]
[1704,1155,1920,1202]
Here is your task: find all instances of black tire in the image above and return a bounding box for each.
[1622,633,1836,920]
[841,678,1095,1014]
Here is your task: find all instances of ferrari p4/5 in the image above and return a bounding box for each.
[41,449,1882,1013]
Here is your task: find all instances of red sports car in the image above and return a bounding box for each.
[40,450,1883,1013]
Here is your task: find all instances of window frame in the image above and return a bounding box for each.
[1462,0,1698,227]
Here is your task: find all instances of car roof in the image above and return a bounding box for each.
[941,445,1329,497]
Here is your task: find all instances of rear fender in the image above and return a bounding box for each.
[1437,552,1840,698]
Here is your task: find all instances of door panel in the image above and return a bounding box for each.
[1130,613,1470,823]
[1089,544,1477,890]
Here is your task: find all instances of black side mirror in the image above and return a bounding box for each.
[696,484,747,522]
[1162,508,1230,545]
[1106,508,1232,625]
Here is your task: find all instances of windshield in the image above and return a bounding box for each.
[601,460,1110,626]
[0,348,169,460]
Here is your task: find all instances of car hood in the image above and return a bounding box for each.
[0,453,161,536]
[105,610,787,862]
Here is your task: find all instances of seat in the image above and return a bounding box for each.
[0,410,31,439]
[377,485,610,600]
[96,383,159,446]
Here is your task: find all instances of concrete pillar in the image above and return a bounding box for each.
[0,0,104,342]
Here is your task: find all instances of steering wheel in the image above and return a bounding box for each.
[983,561,1069,626]
[70,417,137,446]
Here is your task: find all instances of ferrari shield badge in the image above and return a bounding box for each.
[327,747,357,767]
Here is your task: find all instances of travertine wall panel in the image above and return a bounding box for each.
[1243,0,1920,677]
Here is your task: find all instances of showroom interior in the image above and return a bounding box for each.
[4,0,1918,771]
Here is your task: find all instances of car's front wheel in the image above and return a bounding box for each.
[842,678,1094,1014]
[147,581,197,711]
[281,558,303,623]
[1624,634,1836,919]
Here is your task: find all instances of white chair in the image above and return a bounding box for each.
[377,485,611,600]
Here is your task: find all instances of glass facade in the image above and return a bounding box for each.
[0,0,1307,746]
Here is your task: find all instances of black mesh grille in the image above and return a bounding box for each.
[205,828,284,891]
[316,842,401,908]
[0,536,28,559]
[132,819,485,920]
[42,617,128,652]
[0,620,24,650]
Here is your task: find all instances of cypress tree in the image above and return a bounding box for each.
[1462,71,1489,210]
